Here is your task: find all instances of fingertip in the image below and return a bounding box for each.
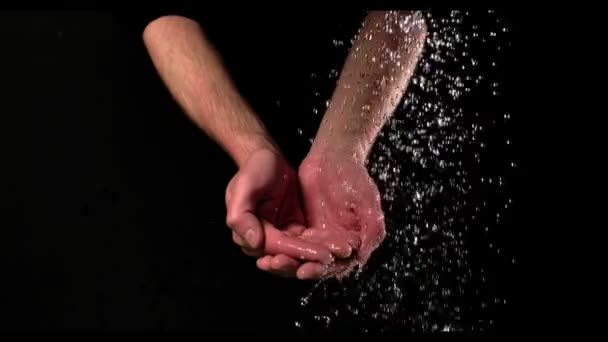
[296,262,326,280]
[226,208,263,249]
[233,231,247,247]
[245,227,263,249]
[256,256,273,271]
[264,227,333,264]
[332,244,353,259]
[285,223,305,237]
[271,254,299,271]
[324,238,353,259]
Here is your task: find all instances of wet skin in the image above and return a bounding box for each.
[229,149,386,280]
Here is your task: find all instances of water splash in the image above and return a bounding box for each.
[295,10,514,334]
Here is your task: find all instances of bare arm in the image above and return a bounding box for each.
[143,15,278,167]
[310,11,428,163]
[142,16,336,263]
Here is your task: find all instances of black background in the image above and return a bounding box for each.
[0,9,534,333]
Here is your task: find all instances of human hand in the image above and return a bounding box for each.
[256,147,386,280]
[225,148,339,271]
[251,10,427,280]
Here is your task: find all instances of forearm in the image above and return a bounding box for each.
[143,15,278,167]
[311,11,427,163]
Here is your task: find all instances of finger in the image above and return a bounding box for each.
[225,171,269,249]
[256,256,274,272]
[270,254,300,277]
[241,247,262,257]
[271,254,300,271]
[324,239,354,259]
[232,231,247,247]
[296,262,327,280]
[263,224,333,264]
[226,209,263,250]
[284,223,306,237]
[235,232,263,257]
[296,259,358,280]
[300,227,354,259]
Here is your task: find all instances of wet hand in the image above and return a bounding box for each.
[256,149,386,280]
[225,148,335,269]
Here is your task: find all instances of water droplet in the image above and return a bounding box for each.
[296,14,510,332]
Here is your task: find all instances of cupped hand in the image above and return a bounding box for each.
[225,148,339,271]
[258,149,387,280]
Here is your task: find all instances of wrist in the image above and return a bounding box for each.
[308,136,368,168]
[310,128,372,166]
[230,132,281,168]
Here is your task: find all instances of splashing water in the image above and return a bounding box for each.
[294,10,514,334]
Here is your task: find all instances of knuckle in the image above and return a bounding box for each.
[225,212,241,229]
[298,166,316,187]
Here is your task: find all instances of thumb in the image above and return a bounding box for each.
[226,177,264,249]
[227,211,263,249]
[226,192,264,249]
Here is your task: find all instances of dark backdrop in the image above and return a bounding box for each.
[0,9,372,332]
[0,9,528,333]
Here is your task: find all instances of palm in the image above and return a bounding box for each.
[226,149,335,270]
[238,149,386,280]
[294,153,387,278]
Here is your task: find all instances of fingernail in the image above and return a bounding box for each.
[245,229,257,247]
